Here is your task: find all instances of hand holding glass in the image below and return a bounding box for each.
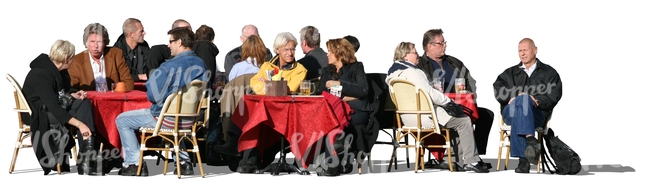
[455,78,466,93]
[430,78,444,92]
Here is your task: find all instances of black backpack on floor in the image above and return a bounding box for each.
[541,128,582,175]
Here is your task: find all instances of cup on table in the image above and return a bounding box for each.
[96,82,108,93]
[114,82,127,93]
[455,78,466,93]
[430,78,444,92]
[299,80,316,95]
[330,85,343,97]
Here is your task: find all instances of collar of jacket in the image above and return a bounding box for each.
[269,55,298,70]
[514,58,545,75]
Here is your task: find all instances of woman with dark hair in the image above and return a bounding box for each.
[228,35,266,81]
[193,24,220,85]
[314,38,374,176]
[23,40,100,175]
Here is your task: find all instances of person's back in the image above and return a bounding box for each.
[224,24,272,76]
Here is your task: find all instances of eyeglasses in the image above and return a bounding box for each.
[430,41,447,46]
[281,48,296,53]
[169,38,179,44]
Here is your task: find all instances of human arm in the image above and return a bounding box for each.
[530,69,562,111]
[339,62,369,99]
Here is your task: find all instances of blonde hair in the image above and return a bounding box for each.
[393,42,415,61]
[49,40,75,64]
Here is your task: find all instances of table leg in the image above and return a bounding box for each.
[254,135,310,176]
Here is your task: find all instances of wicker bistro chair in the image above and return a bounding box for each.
[387,79,453,173]
[496,113,551,173]
[7,73,34,174]
[136,80,207,178]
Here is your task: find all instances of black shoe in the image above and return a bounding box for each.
[435,160,465,171]
[515,158,530,173]
[236,158,258,174]
[478,161,493,170]
[463,163,490,173]
[316,165,341,176]
[214,143,241,157]
[524,136,540,165]
[173,162,194,175]
[118,162,148,176]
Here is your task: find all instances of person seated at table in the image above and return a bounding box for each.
[385,42,489,173]
[115,27,208,176]
[312,38,375,176]
[249,32,307,95]
[23,40,100,175]
[146,19,192,72]
[228,35,266,81]
[493,38,562,173]
[68,23,134,91]
[416,29,494,169]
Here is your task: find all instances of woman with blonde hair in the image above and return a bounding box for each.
[229,35,267,81]
[23,40,102,175]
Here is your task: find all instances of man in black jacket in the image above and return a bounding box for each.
[416,29,494,169]
[113,18,150,82]
[493,38,562,173]
[223,24,272,77]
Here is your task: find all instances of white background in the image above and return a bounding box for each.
[0,0,646,184]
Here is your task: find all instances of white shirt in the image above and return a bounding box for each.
[88,52,107,89]
[520,61,537,77]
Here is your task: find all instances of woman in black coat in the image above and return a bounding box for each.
[22,40,98,175]
[314,38,376,176]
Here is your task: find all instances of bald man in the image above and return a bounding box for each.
[493,38,563,173]
[223,24,273,76]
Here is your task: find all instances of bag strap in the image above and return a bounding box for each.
[541,135,557,174]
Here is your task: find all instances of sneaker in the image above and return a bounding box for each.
[463,163,490,173]
[524,137,540,165]
[118,162,148,176]
[173,161,194,175]
[515,158,530,173]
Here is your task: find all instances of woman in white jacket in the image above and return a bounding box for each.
[385,42,489,173]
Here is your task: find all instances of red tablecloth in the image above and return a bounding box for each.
[428,93,479,161]
[232,94,349,168]
[86,90,151,150]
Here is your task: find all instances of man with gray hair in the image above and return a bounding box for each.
[297,25,328,80]
[223,24,272,77]
[114,18,150,81]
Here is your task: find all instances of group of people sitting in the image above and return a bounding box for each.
[19,17,562,177]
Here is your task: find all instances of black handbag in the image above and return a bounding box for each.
[58,89,73,109]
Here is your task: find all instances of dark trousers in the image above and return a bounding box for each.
[474,107,494,155]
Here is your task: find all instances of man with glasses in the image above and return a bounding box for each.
[417,29,494,171]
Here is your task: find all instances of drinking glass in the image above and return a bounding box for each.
[300,80,315,95]
[430,78,444,92]
[97,82,108,93]
[111,83,116,92]
[455,78,466,93]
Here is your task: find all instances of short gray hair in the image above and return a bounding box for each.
[122,18,142,34]
[299,26,320,48]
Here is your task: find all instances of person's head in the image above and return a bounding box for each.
[171,19,192,30]
[241,35,267,68]
[393,42,418,65]
[422,29,447,59]
[326,38,357,66]
[194,25,215,42]
[83,23,110,59]
[240,24,259,43]
[343,35,360,52]
[299,26,321,54]
[518,38,538,65]
[167,27,195,56]
[49,40,76,70]
[273,32,298,64]
[122,18,146,44]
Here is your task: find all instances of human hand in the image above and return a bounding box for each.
[325,80,340,89]
[342,96,357,102]
[138,74,148,81]
[77,123,92,140]
[529,95,539,106]
[72,90,86,100]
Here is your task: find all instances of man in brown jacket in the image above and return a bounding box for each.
[69,23,134,91]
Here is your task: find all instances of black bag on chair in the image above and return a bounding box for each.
[541,128,582,175]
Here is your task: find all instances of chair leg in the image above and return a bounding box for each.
[496,130,504,171]
[174,136,182,179]
[414,146,420,173]
[9,131,22,173]
[163,148,170,175]
[391,127,399,170]
[505,143,511,170]
[404,136,410,169]
[536,132,543,173]
[72,144,78,162]
[367,153,373,173]
[446,130,453,172]
[192,134,205,178]
[387,147,397,172]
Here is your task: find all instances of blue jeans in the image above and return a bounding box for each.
[116,109,190,165]
[502,95,545,158]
